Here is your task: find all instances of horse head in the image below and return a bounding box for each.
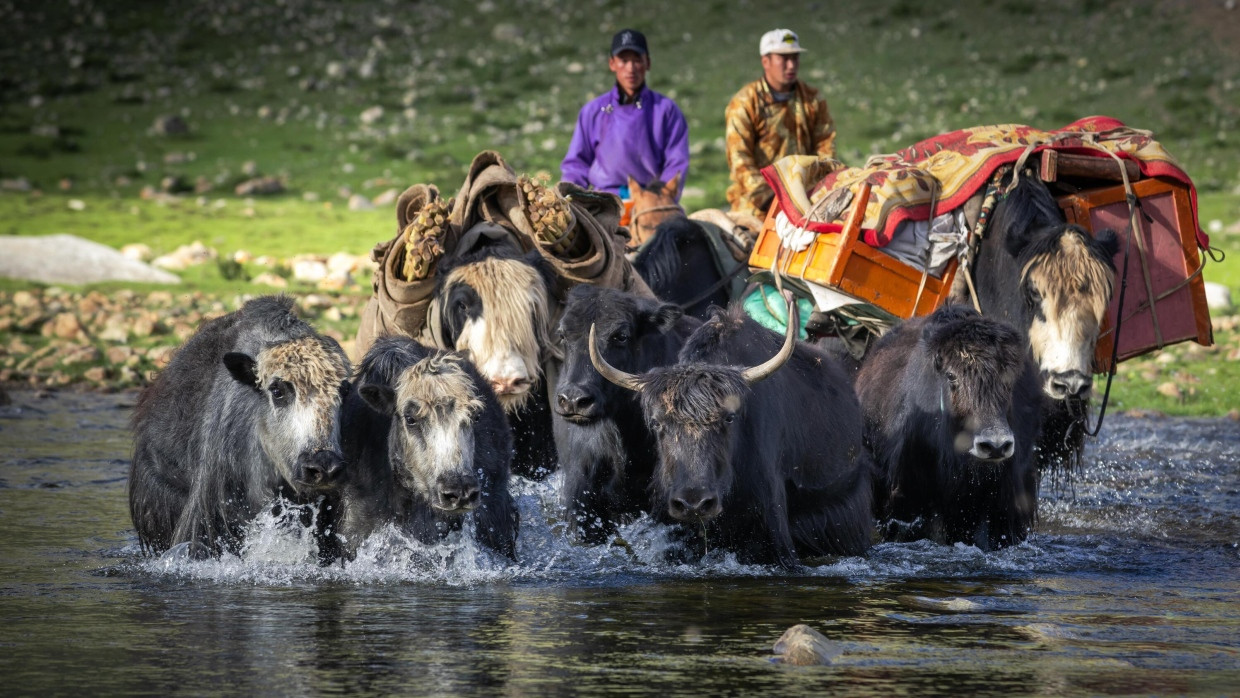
[627,173,683,247]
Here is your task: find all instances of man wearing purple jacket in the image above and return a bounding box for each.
[561,29,690,201]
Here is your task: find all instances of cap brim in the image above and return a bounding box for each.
[611,47,648,56]
[764,47,806,55]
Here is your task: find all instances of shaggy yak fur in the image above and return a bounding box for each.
[332,336,518,561]
[430,243,560,480]
[970,173,1119,474]
[553,285,701,543]
[593,303,874,568]
[129,295,351,558]
[855,305,1043,549]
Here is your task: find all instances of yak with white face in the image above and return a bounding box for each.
[971,173,1119,471]
[590,299,873,568]
[427,244,559,479]
[333,336,518,560]
[129,296,351,557]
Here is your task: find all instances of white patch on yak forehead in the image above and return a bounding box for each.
[393,354,482,488]
[1022,232,1115,376]
[254,336,349,458]
[445,257,551,385]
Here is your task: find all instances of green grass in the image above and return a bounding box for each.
[1,0,1238,414]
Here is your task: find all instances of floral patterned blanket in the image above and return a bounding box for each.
[761,116,1207,249]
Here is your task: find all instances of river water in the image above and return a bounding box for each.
[1,390,1236,696]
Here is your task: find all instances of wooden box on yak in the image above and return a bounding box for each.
[1057,177,1213,372]
[748,183,958,320]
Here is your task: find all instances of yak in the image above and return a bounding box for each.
[970,173,1119,473]
[331,336,518,561]
[855,304,1043,549]
[589,296,873,568]
[425,242,560,480]
[129,295,352,558]
[553,285,701,543]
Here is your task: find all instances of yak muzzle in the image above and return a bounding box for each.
[669,487,722,522]
[433,473,481,513]
[555,384,603,422]
[296,449,345,489]
[1047,370,1092,400]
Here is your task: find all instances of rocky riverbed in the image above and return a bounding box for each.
[0,287,366,391]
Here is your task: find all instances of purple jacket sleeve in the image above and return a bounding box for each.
[560,106,594,187]
[658,103,690,199]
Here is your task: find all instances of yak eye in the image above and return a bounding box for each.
[611,331,629,345]
[1027,286,1043,306]
[404,413,419,429]
[723,413,736,424]
[945,371,959,387]
[268,380,292,407]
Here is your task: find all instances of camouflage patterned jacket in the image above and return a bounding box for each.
[725,78,836,218]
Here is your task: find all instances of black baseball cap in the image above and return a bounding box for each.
[610,29,648,57]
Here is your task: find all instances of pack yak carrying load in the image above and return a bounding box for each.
[357,150,654,478]
[749,116,1217,469]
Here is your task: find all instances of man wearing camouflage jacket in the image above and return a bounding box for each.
[725,28,837,222]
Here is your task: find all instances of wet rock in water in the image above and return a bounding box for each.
[898,595,984,612]
[772,624,843,666]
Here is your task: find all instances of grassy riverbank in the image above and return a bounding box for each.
[2,0,1238,415]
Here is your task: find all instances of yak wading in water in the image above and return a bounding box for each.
[332,336,518,561]
[553,285,701,543]
[969,173,1119,472]
[425,243,561,479]
[855,305,1043,549]
[129,296,351,558]
[589,296,873,568]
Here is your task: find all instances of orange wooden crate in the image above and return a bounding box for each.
[1057,177,1213,372]
[747,183,959,320]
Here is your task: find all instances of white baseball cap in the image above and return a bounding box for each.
[759,28,806,56]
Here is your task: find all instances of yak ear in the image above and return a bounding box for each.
[223,352,260,389]
[359,383,397,416]
[647,302,684,334]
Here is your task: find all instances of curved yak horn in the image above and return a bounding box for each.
[589,324,644,392]
[740,292,799,385]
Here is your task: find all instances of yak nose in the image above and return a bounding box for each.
[436,475,481,512]
[971,430,1015,462]
[1049,371,1092,399]
[555,385,598,417]
[669,488,721,521]
[491,376,533,396]
[299,450,344,487]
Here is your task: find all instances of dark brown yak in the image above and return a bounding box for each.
[856,305,1043,549]
[589,297,873,568]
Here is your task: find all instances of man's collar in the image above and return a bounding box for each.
[613,83,648,106]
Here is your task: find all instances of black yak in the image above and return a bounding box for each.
[855,305,1043,549]
[969,173,1119,472]
[553,285,701,543]
[424,243,560,480]
[590,296,873,568]
[129,295,351,557]
[332,336,518,561]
